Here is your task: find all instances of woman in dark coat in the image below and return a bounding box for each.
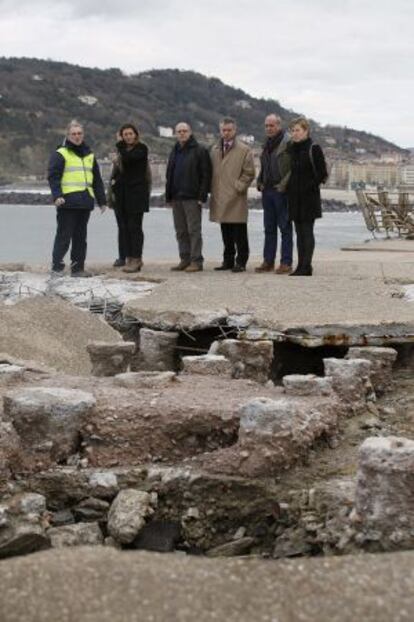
[287,117,328,276]
[111,123,151,272]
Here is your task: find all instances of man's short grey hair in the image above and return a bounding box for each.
[265,114,282,125]
[220,117,237,127]
[66,119,84,134]
[175,122,192,131]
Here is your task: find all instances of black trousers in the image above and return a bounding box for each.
[52,208,90,272]
[220,223,249,267]
[115,206,144,259]
[294,220,315,269]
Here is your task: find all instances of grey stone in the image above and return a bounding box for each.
[346,346,397,394]
[87,341,135,377]
[50,509,75,527]
[323,358,374,414]
[74,498,110,522]
[181,354,232,377]
[209,339,273,383]
[0,364,25,384]
[236,396,339,476]
[355,436,414,541]
[88,471,118,492]
[283,374,333,396]
[114,370,176,389]
[132,328,178,372]
[0,493,49,558]
[3,387,96,462]
[206,537,256,557]
[48,522,103,548]
[107,489,155,544]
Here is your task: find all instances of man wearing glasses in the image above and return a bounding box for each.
[48,120,107,277]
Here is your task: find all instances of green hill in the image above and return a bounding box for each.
[0,57,407,180]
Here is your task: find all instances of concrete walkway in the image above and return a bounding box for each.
[114,243,414,342]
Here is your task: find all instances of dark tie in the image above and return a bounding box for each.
[224,142,231,155]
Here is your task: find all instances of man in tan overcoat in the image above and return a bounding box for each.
[209,117,255,272]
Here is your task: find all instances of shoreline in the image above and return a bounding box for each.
[0,191,360,212]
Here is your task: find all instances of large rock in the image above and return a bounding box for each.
[323,358,374,414]
[132,328,179,372]
[107,489,156,544]
[86,341,136,377]
[354,436,414,547]
[236,396,338,476]
[0,363,25,385]
[181,354,232,377]
[345,346,397,394]
[0,493,49,558]
[114,371,176,389]
[209,339,273,383]
[48,522,103,548]
[3,387,96,463]
[0,420,22,485]
[283,374,333,396]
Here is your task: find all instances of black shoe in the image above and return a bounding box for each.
[231,265,246,273]
[290,266,312,276]
[113,258,126,267]
[214,263,234,271]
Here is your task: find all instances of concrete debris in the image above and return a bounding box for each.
[0,493,49,558]
[346,346,397,395]
[234,396,339,476]
[181,354,232,376]
[132,328,178,372]
[209,339,273,383]
[48,522,103,548]
[0,364,25,385]
[114,371,176,389]
[323,358,375,414]
[86,341,135,377]
[282,374,333,396]
[354,436,414,547]
[107,489,156,544]
[3,387,96,464]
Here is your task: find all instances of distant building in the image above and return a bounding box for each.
[400,164,414,187]
[234,100,251,109]
[239,134,255,145]
[158,126,174,138]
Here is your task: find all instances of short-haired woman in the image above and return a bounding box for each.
[287,117,328,276]
[111,123,151,272]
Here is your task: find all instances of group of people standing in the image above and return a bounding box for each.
[48,115,327,278]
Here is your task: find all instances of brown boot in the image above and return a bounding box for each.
[275,263,292,275]
[171,260,190,271]
[255,261,274,273]
[185,262,203,273]
[123,258,142,273]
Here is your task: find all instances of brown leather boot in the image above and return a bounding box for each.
[123,258,142,273]
[170,260,191,271]
[255,261,274,273]
[185,262,203,272]
[275,263,292,274]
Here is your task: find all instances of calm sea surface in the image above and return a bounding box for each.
[0,204,369,264]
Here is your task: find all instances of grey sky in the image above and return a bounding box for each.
[1,0,413,147]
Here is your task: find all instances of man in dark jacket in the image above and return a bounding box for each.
[256,114,292,274]
[48,120,107,277]
[166,122,212,272]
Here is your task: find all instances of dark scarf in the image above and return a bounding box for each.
[263,131,284,154]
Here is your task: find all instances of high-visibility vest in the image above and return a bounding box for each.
[57,147,95,198]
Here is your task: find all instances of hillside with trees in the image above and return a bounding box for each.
[0,57,407,181]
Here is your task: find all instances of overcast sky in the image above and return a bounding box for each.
[1,0,413,147]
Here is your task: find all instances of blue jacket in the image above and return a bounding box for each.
[48,140,106,210]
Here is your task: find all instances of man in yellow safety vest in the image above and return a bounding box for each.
[48,120,107,277]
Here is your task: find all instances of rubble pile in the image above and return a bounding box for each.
[0,326,413,561]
